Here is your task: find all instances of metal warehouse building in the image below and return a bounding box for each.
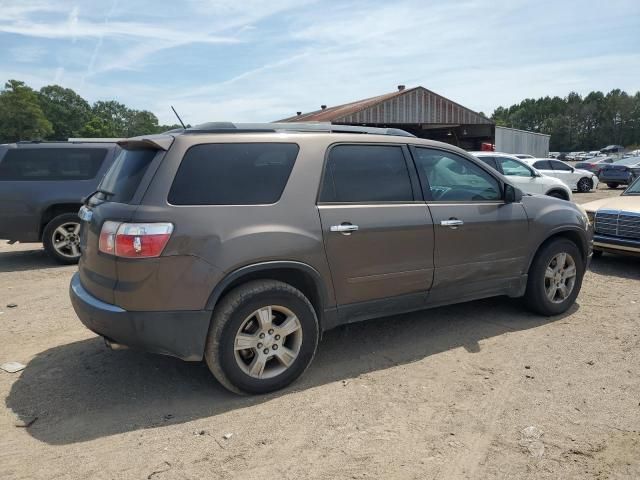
[495,126,550,157]
[279,85,549,155]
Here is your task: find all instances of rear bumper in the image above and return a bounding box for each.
[593,233,640,256]
[69,273,211,361]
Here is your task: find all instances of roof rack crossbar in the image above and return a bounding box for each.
[183,122,415,137]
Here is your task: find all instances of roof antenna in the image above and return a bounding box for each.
[171,105,187,129]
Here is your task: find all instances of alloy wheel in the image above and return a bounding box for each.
[578,178,591,192]
[51,222,81,258]
[233,305,303,379]
[544,252,577,304]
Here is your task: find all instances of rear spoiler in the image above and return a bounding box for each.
[117,134,174,151]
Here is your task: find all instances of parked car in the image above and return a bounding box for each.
[0,141,119,263]
[598,156,640,189]
[582,177,640,257]
[521,158,599,193]
[470,152,573,200]
[514,154,535,160]
[575,157,616,175]
[70,123,592,395]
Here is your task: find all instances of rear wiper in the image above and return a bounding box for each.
[83,188,115,204]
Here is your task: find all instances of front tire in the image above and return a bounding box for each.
[577,177,593,193]
[42,213,82,264]
[204,280,319,395]
[524,239,584,316]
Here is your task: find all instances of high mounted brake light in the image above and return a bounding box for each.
[98,222,173,258]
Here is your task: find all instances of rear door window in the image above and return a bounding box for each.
[550,160,572,171]
[0,148,106,180]
[319,144,414,203]
[168,143,299,205]
[99,148,158,203]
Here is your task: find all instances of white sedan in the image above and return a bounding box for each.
[470,152,573,200]
[521,158,599,193]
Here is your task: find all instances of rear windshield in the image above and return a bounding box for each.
[99,148,157,203]
[0,147,106,181]
[168,143,299,205]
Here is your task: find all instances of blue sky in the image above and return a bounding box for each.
[1,0,639,125]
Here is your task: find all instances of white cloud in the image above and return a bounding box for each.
[2,0,639,125]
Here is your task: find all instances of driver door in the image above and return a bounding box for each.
[409,147,529,299]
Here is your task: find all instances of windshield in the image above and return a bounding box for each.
[623,177,640,195]
[99,148,158,203]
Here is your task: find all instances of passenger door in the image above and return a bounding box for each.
[550,160,578,188]
[494,155,543,194]
[318,144,435,319]
[410,147,529,300]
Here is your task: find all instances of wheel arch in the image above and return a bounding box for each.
[205,261,334,331]
[544,187,570,200]
[40,203,82,239]
[526,228,589,273]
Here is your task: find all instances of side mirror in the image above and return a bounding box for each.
[505,184,523,203]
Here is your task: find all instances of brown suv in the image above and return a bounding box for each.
[70,123,593,394]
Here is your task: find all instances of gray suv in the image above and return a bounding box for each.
[0,141,119,263]
[70,123,593,394]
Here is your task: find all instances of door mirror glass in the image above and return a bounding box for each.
[504,184,523,203]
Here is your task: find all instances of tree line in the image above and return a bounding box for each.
[491,89,640,152]
[1,79,639,152]
[0,79,181,143]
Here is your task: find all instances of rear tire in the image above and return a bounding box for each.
[577,177,593,193]
[607,183,619,189]
[524,238,584,316]
[204,280,319,395]
[42,213,82,264]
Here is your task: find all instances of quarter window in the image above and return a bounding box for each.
[168,143,299,205]
[0,148,107,181]
[413,148,501,201]
[319,145,414,203]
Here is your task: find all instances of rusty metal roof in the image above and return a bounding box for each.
[277,86,493,125]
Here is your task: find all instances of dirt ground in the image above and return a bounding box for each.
[1,186,639,480]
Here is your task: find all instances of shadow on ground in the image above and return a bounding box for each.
[6,296,577,445]
[589,252,640,281]
[0,246,66,273]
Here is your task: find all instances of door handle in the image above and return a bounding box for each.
[330,223,359,235]
[440,219,464,228]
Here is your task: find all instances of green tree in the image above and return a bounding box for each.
[38,85,91,140]
[87,100,130,137]
[125,109,160,136]
[0,80,52,142]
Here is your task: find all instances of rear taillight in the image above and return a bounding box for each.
[98,222,173,258]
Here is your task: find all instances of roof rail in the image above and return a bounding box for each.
[183,122,415,137]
